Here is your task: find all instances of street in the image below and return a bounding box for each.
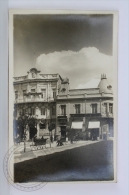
[14,140,114,182]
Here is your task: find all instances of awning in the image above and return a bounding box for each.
[88,121,100,129]
[71,122,83,129]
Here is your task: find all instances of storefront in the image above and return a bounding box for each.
[61,126,66,138]
[88,121,100,140]
[71,121,83,136]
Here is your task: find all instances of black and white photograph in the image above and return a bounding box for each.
[9,10,118,184]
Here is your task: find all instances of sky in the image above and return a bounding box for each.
[13,14,114,89]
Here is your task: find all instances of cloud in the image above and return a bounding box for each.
[35,47,114,89]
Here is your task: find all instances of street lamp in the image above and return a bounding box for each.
[23,129,27,153]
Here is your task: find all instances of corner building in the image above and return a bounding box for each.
[13,68,114,140]
[13,68,62,138]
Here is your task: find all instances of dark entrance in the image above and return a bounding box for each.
[30,127,37,139]
[88,128,99,140]
[61,126,66,138]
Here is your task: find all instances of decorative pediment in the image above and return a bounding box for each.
[27,68,41,79]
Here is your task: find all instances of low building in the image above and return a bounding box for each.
[56,74,113,140]
[13,69,114,140]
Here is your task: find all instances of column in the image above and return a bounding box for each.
[100,99,102,114]
[107,102,109,113]
[85,100,87,131]
[47,82,49,101]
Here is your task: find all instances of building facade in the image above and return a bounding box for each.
[13,68,114,140]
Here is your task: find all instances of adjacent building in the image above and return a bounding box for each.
[13,68,114,140]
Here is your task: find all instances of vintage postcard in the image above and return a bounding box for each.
[8,10,118,189]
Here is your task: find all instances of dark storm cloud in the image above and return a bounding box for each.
[14,14,113,77]
[14,14,113,54]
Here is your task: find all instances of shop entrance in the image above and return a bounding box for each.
[61,126,66,138]
[88,128,99,140]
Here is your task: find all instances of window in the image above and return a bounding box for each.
[109,103,113,114]
[41,89,46,98]
[61,105,66,115]
[31,94,35,100]
[40,122,46,129]
[52,106,56,115]
[31,89,36,93]
[15,91,18,100]
[41,108,45,115]
[23,90,26,100]
[31,108,35,115]
[103,103,107,113]
[52,88,56,98]
[23,90,26,94]
[28,108,31,115]
[53,91,56,99]
[75,104,80,114]
[92,104,97,114]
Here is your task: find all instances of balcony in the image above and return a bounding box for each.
[14,97,55,104]
[57,115,67,124]
[101,112,113,118]
[70,113,101,118]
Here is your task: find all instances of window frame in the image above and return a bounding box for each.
[92,104,97,114]
[15,91,18,100]
[53,91,56,99]
[75,104,81,114]
[109,103,113,114]
[103,103,107,113]
[31,89,36,93]
[31,108,35,115]
[41,107,45,115]
[61,105,66,115]
[41,89,46,99]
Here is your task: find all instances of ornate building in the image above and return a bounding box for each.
[13,69,114,140]
[13,68,62,138]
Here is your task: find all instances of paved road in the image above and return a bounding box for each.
[14,140,114,182]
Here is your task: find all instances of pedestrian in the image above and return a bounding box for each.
[33,134,37,143]
[57,135,60,146]
[57,135,63,146]
[70,131,73,144]
[93,133,96,141]
[52,135,54,142]
[51,135,53,143]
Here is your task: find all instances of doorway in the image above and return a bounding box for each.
[61,126,66,138]
[90,128,99,140]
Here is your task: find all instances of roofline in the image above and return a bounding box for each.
[69,87,100,91]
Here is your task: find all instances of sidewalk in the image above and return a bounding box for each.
[14,140,101,163]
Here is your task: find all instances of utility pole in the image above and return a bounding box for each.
[23,129,27,153]
[85,99,86,131]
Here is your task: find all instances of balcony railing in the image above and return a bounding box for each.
[57,115,67,124]
[101,112,113,118]
[14,97,55,103]
[70,112,113,118]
